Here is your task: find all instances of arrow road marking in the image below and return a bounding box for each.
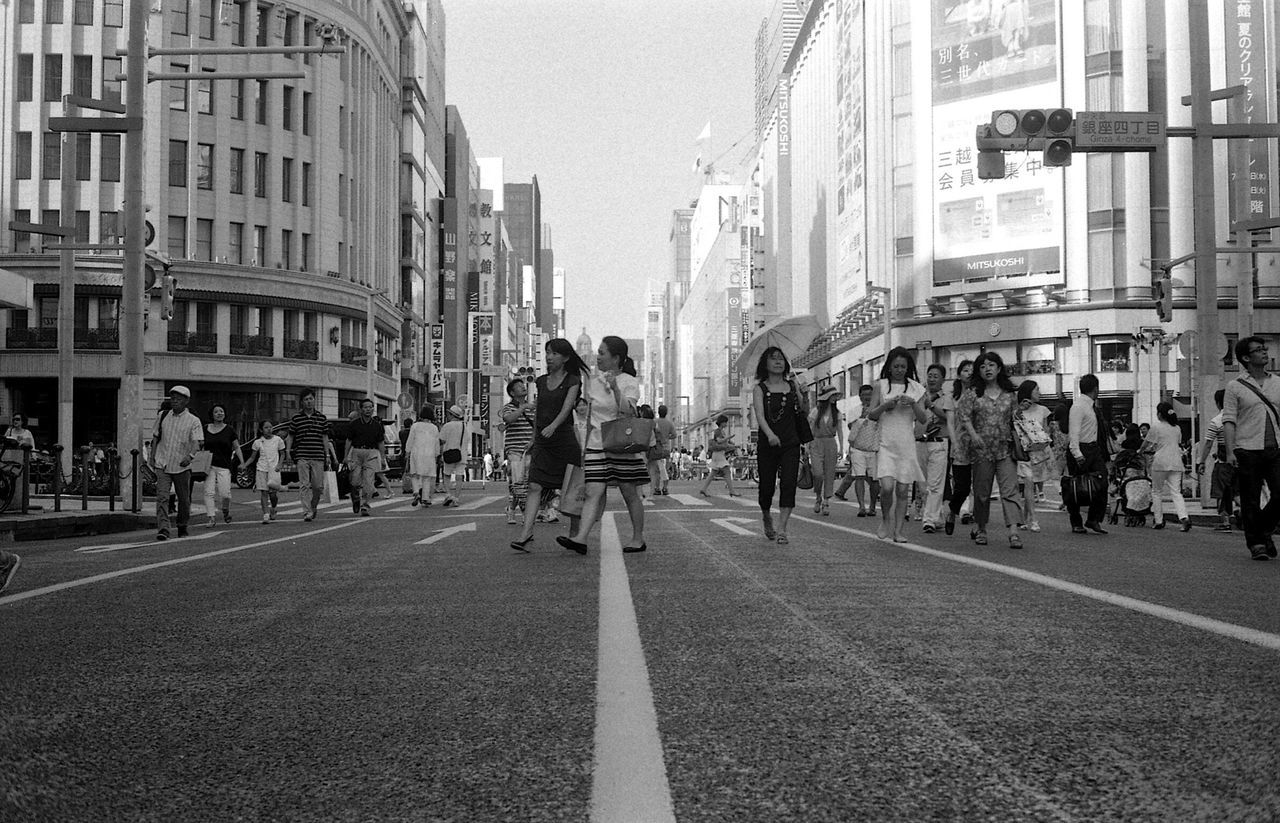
[414,522,477,545]
[76,531,225,554]
[710,517,759,537]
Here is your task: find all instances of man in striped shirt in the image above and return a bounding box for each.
[1195,389,1234,532]
[500,379,536,524]
[282,389,337,522]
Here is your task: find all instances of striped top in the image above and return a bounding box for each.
[502,402,535,455]
[283,410,329,461]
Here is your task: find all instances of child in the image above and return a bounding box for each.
[698,414,739,497]
[249,420,286,523]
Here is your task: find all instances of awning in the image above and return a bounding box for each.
[0,268,34,310]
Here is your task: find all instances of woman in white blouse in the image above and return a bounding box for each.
[1146,401,1191,531]
[556,336,650,555]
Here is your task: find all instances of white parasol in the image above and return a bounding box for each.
[734,314,824,374]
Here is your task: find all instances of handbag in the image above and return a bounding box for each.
[1010,428,1029,463]
[601,416,655,454]
[796,449,814,490]
[266,470,283,492]
[442,447,463,464]
[188,450,213,481]
[1060,472,1105,510]
[558,399,592,517]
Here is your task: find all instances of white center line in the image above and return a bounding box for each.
[591,513,676,823]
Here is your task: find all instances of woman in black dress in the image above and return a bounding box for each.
[752,346,809,544]
[511,338,590,551]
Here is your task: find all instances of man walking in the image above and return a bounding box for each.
[653,404,678,495]
[1195,389,1235,533]
[1223,335,1280,561]
[151,385,204,540]
[283,389,337,522]
[1066,374,1109,535]
[916,365,951,533]
[835,384,880,517]
[344,398,385,517]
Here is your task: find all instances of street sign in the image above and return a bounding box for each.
[1074,111,1166,151]
[481,364,506,377]
[396,392,413,411]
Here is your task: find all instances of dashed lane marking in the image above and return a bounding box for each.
[590,513,676,823]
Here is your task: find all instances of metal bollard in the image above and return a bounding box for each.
[107,448,117,512]
[20,443,31,515]
[130,449,140,514]
[80,445,91,511]
[53,444,63,512]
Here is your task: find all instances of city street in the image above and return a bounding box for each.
[2,480,1278,822]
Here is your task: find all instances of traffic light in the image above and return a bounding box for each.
[160,270,176,322]
[1152,270,1173,323]
[977,108,1075,170]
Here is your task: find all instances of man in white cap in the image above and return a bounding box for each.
[151,385,204,539]
[438,404,467,507]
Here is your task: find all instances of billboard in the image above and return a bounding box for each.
[931,0,1063,287]
[834,0,866,309]
[1225,0,1277,223]
[429,324,445,393]
[477,190,495,311]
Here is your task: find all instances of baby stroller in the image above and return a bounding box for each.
[1108,449,1153,527]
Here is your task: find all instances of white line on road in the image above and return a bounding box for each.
[710,517,759,536]
[666,493,711,507]
[794,515,1280,653]
[591,513,676,823]
[76,531,225,554]
[414,522,477,545]
[0,520,367,607]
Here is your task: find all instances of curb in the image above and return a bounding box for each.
[0,513,156,543]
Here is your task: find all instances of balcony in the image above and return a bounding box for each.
[6,328,57,349]
[340,344,366,365]
[168,330,218,353]
[230,333,274,357]
[74,328,120,350]
[284,338,319,360]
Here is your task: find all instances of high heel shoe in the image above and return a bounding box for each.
[509,536,534,553]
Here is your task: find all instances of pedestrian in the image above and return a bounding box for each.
[247,420,286,523]
[916,364,951,533]
[511,338,589,551]
[1145,401,1191,531]
[944,360,977,532]
[399,418,414,494]
[0,549,20,596]
[868,347,927,543]
[343,398,385,517]
[1013,380,1053,533]
[752,345,809,545]
[698,413,739,498]
[955,353,1024,547]
[1066,373,1111,536]
[150,385,204,540]
[1195,390,1235,532]
[281,389,337,523]
[201,404,245,527]
[835,384,880,516]
[500,380,536,523]
[438,405,467,507]
[3,413,34,449]
[650,404,677,495]
[404,405,441,508]
[1222,335,1280,560]
[808,385,843,516]
[555,336,649,554]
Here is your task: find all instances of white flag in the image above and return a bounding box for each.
[695,121,711,143]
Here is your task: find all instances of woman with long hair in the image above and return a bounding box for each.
[867,346,928,542]
[808,385,843,515]
[404,404,441,508]
[510,338,590,552]
[557,336,650,554]
[1014,380,1053,533]
[956,352,1025,547]
[753,346,809,544]
[944,359,975,534]
[1146,401,1191,531]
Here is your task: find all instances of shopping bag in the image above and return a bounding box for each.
[324,469,340,504]
[267,470,283,492]
[796,451,814,490]
[559,463,588,516]
[188,450,213,481]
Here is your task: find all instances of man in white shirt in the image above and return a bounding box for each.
[1066,373,1109,535]
[1222,335,1280,560]
[1194,389,1234,532]
[151,385,204,540]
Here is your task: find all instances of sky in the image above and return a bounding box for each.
[442,0,768,347]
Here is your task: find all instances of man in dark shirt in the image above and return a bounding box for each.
[282,389,337,522]
[343,398,385,517]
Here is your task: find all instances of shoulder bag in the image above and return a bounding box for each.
[794,388,815,445]
[1237,377,1280,433]
[796,447,814,490]
[559,399,592,517]
[602,416,655,454]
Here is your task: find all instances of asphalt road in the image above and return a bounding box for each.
[2,480,1278,822]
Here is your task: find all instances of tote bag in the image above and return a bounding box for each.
[796,450,815,490]
[558,400,592,517]
[188,450,213,481]
[324,468,340,504]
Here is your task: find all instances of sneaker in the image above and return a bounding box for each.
[156,531,169,541]
[974,531,988,546]
[506,507,518,525]
[1213,523,1233,532]
[821,502,830,517]
[922,524,936,534]
[223,510,232,524]
[360,508,371,517]
[303,513,314,522]
[1009,534,1023,549]
[443,497,457,508]
[1250,544,1270,561]
[262,514,270,523]
[1027,522,1041,533]
[411,492,420,507]
[206,517,216,529]
[0,553,21,595]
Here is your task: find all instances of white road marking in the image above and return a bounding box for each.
[452,494,505,511]
[1,520,367,606]
[710,517,759,537]
[414,522,477,545]
[709,493,756,507]
[591,513,676,822]
[666,493,711,507]
[794,515,1280,653]
[75,531,225,554]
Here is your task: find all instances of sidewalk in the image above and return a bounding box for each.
[0,496,154,543]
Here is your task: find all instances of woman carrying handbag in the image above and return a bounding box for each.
[557,336,650,555]
[753,346,810,545]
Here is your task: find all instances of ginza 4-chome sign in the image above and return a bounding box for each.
[1073,111,1167,150]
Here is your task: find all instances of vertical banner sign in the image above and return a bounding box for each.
[469,312,495,434]
[726,289,743,394]
[930,0,1063,287]
[429,324,445,393]
[1224,0,1275,223]
[441,198,459,364]
[477,190,495,312]
[776,74,792,310]
[835,0,867,309]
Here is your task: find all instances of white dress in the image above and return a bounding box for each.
[874,378,925,484]
[404,421,440,478]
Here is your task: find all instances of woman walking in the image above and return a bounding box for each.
[202,404,244,527]
[698,414,739,497]
[511,338,589,552]
[557,336,649,554]
[1014,380,1053,533]
[404,405,440,508]
[752,346,809,544]
[944,360,975,534]
[868,347,927,542]
[501,380,537,523]
[808,385,843,516]
[956,352,1025,547]
[1147,401,1192,531]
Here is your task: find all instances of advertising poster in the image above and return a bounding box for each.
[931,0,1063,286]
[835,0,866,310]
[726,289,743,394]
[429,324,445,394]
[1224,0,1276,223]
[477,190,495,312]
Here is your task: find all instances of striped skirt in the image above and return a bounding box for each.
[583,449,650,486]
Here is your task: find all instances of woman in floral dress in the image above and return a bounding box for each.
[956,352,1026,548]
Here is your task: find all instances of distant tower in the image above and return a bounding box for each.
[576,327,594,359]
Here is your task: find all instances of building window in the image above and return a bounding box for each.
[301,91,312,135]
[281,85,293,130]
[302,20,313,65]
[229,221,244,264]
[75,133,91,181]
[101,134,121,181]
[254,151,267,197]
[255,79,268,124]
[168,216,187,260]
[102,57,122,103]
[44,0,62,24]
[256,5,269,46]
[230,78,243,119]
[283,13,296,57]
[1096,340,1131,373]
[197,70,214,114]
[169,63,188,110]
[74,211,90,243]
[338,106,346,148]
[229,0,245,45]
[104,0,123,26]
[199,0,216,39]
[170,0,188,35]
[281,157,293,202]
[338,174,346,216]
[40,210,59,252]
[196,143,213,190]
[43,54,63,102]
[229,147,244,194]
[72,55,93,98]
[13,209,32,252]
[42,132,61,179]
[195,218,213,261]
[73,0,93,25]
[17,54,33,102]
[301,162,311,206]
[253,225,266,265]
[301,233,311,272]
[169,140,187,187]
[196,302,215,334]
[18,0,34,24]
[100,211,121,245]
[15,133,32,180]
[281,229,292,269]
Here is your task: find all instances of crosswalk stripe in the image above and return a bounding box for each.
[666,493,711,507]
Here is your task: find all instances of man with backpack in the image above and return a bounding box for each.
[1222,335,1280,561]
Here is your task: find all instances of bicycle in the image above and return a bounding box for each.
[0,456,25,514]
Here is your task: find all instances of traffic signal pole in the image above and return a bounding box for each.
[119,0,148,511]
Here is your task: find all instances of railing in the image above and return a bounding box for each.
[284,338,319,360]
[167,330,218,353]
[230,333,274,357]
[6,328,57,349]
[340,344,366,365]
[74,328,120,350]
